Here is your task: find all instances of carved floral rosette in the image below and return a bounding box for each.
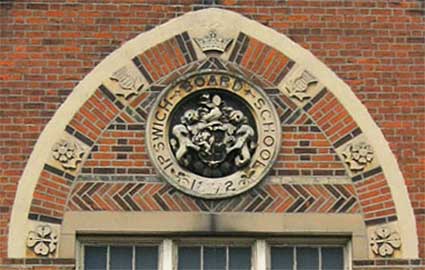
[370,227,401,257]
[26,225,58,256]
[146,70,280,199]
[51,139,85,171]
[342,142,374,172]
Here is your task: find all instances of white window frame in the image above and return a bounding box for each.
[173,237,255,270]
[76,236,163,270]
[265,237,351,270]
[77,236,352,270]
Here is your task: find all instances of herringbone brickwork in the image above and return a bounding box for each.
[67,181,359,214]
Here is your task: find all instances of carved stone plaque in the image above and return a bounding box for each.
[146,71,280,198]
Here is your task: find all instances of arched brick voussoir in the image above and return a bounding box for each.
[26,54,217,227]
[234,49,397,228]
[224,25,417,257]
[26,32,201,224]
[9,8,418,259]
[26,84,134,225]
[300,88,397,226]
[132,32,198,83]
[8,11,206,258]
[226,32,404,230]
[228,32,295,86]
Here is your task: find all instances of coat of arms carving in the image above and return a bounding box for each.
[146,71,280,198]
[170,93,257,178]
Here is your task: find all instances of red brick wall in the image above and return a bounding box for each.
[0,0,424,264]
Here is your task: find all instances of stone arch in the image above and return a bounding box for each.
[8,8,418,259]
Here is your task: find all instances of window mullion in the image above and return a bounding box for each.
[200,245,204,270]
[79,244,84,270]
[226,246,229,270]
[254,240,266,270]
[162,239,174,270]
[346,241,352,270]
[319,247,322,270]
[132,245,136,270]
[106,245,110,270]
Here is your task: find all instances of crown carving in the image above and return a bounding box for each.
[194,30,233,53]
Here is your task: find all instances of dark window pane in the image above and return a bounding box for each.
[322,247,344,270]
[229,247,251,270]
[204,247,226,270]
[136,246,159,270]
[178,247,201,270]
[110,246,133,270]
[85,246,107,270]
[271,247,293,270]
[297,247,319,270]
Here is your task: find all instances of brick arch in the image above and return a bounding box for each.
[65,58,357,217]
[8,8,417,258]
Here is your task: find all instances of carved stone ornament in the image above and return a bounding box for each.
[146,70,280,198]
[370,227,401,257]
[26,225,58,256]
[52,139,85,170]
[110,66,144,98]
[342,142,374,172]
[194,30,233,53]
[285,70,318,101]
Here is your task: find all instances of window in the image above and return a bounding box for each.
[79,238,349,270]
[270,246,345,270]
[178,245,251,270]
[83,245,159,270]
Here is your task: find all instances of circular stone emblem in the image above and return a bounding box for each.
[146,71,280,198]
